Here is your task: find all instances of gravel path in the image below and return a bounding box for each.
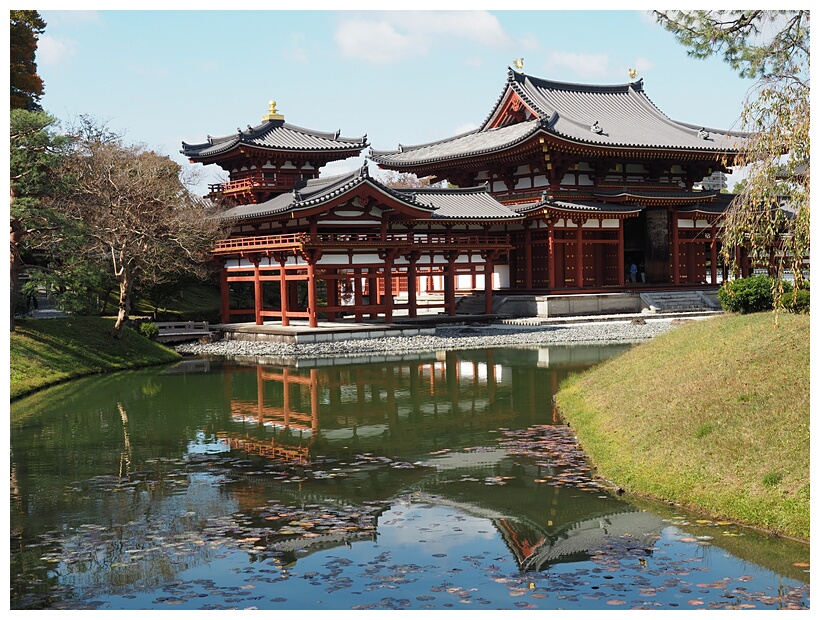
[174,318,684,360]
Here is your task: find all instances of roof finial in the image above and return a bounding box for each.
[514,57,524,70]
[628,68,638,83]
[263,99,284,122]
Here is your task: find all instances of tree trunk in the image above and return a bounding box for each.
[112,268,134,338]
[10,216,25,332]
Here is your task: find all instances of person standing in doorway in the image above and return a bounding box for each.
[630,262,638,283]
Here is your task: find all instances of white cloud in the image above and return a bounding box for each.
[547,51,611,79]
[518,33,541,53]
[392,11,510,47]
[637,9,659,27]
[334,11,511,65]
[284,33,309,64]
[335,19,416,65]
[631,56,654,75]
[37,35,78,67]
[43,10,103,28]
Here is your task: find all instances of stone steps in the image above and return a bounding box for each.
[640,291,719,313]
[455,293,487,314]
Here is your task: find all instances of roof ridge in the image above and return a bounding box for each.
[370,126,483,157]
[395,183,491,195]
[515,68,644,94]
[281,121,368,144]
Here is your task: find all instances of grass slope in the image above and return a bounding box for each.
[10,316,181,400]
[555,312,810,541]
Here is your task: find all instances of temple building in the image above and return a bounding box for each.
[183,69,748,327]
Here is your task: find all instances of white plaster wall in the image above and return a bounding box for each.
[496,264,510,288]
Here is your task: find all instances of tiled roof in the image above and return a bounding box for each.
[372,68,747,167]
[370,120,543,166]
[182,119,367,159]
[591,189,720,201]
[219,166,521,223]
[393,186,523,221]
[506,69,746,151]
[516,198,644,216]
[677,203,733,215]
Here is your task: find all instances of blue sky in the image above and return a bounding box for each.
[34,6,756,195]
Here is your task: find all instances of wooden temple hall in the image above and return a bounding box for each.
[182,68,747,327]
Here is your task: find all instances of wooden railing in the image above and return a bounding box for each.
[495,190,544,205]
[213,232,512,255]
[213,233,308,252]
[208,172,305,195]
[154,321,210,341]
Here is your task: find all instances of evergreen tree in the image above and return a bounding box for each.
[10,109,70,330]
[653,11,810,298]
[10,10,46,111]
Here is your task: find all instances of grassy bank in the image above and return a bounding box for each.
[555,312,810,542]
[10,316,181,400]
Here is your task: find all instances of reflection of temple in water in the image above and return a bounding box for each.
[415,461,666,572]
[217,347,610,464]
[213,345,662,571]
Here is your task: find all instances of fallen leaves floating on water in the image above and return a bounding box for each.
[495,425,609,492]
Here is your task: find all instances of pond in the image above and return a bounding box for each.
[10,345,809,610]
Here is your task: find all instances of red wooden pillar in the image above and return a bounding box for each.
[382,255,394,325]
[353,267,363,322]
[256,366,265,421]
[407,252,419,318]
[253,258,263,325]
[547,220,556,289]
[306,259,318,328]
[710,224,718,285]
[671,211,680,285]
[444,252,457,316]
[575,220,584,288]
[282,368,291,425]
[617,218,625,286]
[368,268,379,319]
[484,253,495,314]
[524,225,533,289]
[310,368,320,433]
[278,258,290,327]
[326,268,338,322]
[220,263,230,324]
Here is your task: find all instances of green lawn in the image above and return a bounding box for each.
[10,316,181,400]
[555,312,810,541]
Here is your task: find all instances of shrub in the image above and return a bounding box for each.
[781,287,810,314]
[721,275,801,313]
[718,275,779,313]
[139,321,159,340]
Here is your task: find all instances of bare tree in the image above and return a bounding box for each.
[377,170,444,189]
[55,119,229,337]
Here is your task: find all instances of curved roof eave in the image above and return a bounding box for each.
[517,198,644,217]
[182,119,369,160]
[369,120,545,168]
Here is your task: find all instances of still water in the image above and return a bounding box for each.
[10,345,809,610]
